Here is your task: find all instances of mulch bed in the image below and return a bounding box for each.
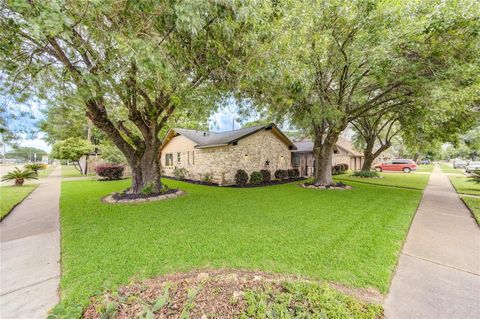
[83,269,383,319]
[301,181,352,190]
[112,188,178,201]
[102,189,185,204]
[164,176,305,188]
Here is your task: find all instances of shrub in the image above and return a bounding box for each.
[333,164,348,175]
[141,182,154,195]
[24,163,47,174]
[234,169,249,186]
[95,164,125,180]
[274,169,287,180]
[250,171,263,185]
[203,173,213,183]
[1,167,38,186]
[293,168,300,178]
[260,169,271,183]
[469,170,480,184]
[352,170,379,178]
[173,167,187,179]
[287,169,295,179]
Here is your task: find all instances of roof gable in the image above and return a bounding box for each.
[161,123,297,150]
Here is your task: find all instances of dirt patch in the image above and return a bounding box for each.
[83,269,384,319]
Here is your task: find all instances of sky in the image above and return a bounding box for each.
[14,106,249,153]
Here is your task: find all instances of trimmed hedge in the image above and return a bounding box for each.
[352,170,379,178]
[333,163,349,175]
[260,169,271,183]
[250,171,263,185]
[95,164,125,180]
[234,169,249,186]
[293,168,300,178]
[274,169,287,180]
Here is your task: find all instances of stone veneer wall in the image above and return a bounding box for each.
[161,129,292,185]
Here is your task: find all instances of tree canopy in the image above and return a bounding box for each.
[1,0,266,193]
[240,0,480,183]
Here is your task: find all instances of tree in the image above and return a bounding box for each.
[242,0,480,185]
[51,138,92,173]
[352,108,405,171]
[5,146,47,161]
[1,1,264,193]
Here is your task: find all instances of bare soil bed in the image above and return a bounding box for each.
[83,269,383,319]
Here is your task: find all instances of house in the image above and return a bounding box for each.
[291,137,364,177]
[160,123,296,185]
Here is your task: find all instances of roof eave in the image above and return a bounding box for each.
[194,143,229,149]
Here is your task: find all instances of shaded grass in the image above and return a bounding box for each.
[439,163,465,175]
[335,172,430,190]
[59,178,423,314]
[449,175,480,196]
[0,184,38,220]
[461,196,480,225]
[416,164,434,172]
[61,165,95,178]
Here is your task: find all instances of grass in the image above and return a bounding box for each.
[38,165,56,178]
[449,175,480,196]
[416,164,434,172]
[0,184,38,220]
[61,165,95,178]
[59,177,424,315]
[335,172,430,190]
[461,196,480,225]
[439,163,464,175]
[242,281,382,318]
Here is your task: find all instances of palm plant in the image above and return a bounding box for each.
[469,170,480,184]
[1,167,38,186]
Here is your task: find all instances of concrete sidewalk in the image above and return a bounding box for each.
[0,167,61,319]
[385,166,480,318]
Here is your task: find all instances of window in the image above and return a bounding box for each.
[165,153,173,166]
[187,151,190,164]
[192,151,195,165]
[177,152,181,163]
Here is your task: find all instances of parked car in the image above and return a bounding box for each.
[374,159,417,173]
[453,159,468,169]
[465,162,480,173]
[420,159,431,165]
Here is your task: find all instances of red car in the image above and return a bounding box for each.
[374,159,417,173]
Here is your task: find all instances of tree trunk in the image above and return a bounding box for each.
[361,140,375,171]
[362,140,391,171]
[313,135,337,186]
[128,145,162,194]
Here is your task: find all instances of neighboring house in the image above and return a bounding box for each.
[160,124,296,185]
[375,151,394,164]
[291,137,364,177]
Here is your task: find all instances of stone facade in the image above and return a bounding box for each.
[161,129,292,185]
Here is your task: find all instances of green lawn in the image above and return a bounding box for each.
[461,196,480,225]
[335,172,430,190]
[61,165,95,178]
[449,175,480,196]
[416,164,434,172]
[439,163,465,175]
[0,184,38,220]
[59,177,423,314]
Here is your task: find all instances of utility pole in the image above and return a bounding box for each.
[232,117,235,131]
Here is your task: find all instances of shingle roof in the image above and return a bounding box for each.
[169,123,296,149]
[293,136,363,156]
